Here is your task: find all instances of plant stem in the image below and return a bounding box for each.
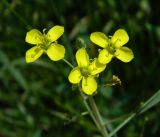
[63,59,108,136]
[62,59,74,68]
[88,96,108,137]
[79,85,108,137]
[79,87,101,131]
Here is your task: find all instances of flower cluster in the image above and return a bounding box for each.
[25,26,134,95]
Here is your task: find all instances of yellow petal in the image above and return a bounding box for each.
[46,43,65,61]
[76,48,89,67]
[25,46,43,63]
[68,67,82,84]
[47,25,64,42]
[89,59,106,75]
[90,32,108,48]
[25,29,43,44]
[111,29,129,48]
[98,49,113,64]
[115,47,134,62]
[82,76,97,95]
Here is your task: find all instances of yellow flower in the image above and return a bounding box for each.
[68,48,106,95]
[25,25,65,63]
[90,29,134,64]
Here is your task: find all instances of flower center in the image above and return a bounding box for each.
[80,67,90,77]
[106,38,121,54]
[40,35,52,50]
[107,40,116,54]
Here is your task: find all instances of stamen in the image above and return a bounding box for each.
[43,28,47,34]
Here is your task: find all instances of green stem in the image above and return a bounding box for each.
[79,86,101,131]
[63,59,108,136]
[88,96,108,137]
[62,59,74,68]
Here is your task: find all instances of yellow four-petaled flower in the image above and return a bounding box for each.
[90,29,134,64]
[68,48,106,95]
[25,25,65,63]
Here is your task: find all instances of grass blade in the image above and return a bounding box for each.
[108,89,160,137]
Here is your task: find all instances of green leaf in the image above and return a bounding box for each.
[0,51,28,91]
[107,113,135,137]
[107,89,160,137]
[8,66,29,91]
[138,89,160,114]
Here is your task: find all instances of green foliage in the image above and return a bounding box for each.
[0,0,160,137]
[107,89,160,137]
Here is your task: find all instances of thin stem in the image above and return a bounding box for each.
[79,84,108,137]
[88,96,108,137]
[63,57,108,136]
[79,86,101,131]
[62,58,74,68]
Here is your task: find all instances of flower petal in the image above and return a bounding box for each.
[46,43,65,61]
[76,48,89,68]
[89,59,106,75]
[82,76,97,95]
[47,25,64,42]
[25,45,43,63]
[25,29,43,44]
[68,67,82,84]
[115,47,134,62]
[98,49,113,64]
[111,29,129,48]
[90,32,108,48]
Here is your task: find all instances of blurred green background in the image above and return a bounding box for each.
[0,0,160,137]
